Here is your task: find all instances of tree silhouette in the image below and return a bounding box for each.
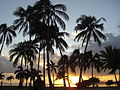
[69,49,84,84]
[0,24,16,55]
[106,80,114,87]
[83,51,103,87]
[14,66,24,87]
[24,69,30,86]
[100,46,120,86]
[57,55,70,87]
[49,60,57,86]
[74,15,106,52]
[6,75,14,86]
[89,77,100,87]
[32,0,69,87]
[0,72,5,86]
[9,41,38,67]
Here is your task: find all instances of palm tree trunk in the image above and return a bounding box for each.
[84,39,89,53]
[91,62,94,87]
[119,69,120,82]
[67,69,70,87]
[26,79,28,87]
[66,59,70,87]
[19,79,23,87]
[63,76,66,87]
[46,49,53,87]
[53,72,54,86]
[0,35,5,55]
[21,56,23,67]
[63,55,66,87]
[43,48,46,87]
[38,42,41,71]
[79,67,83,83]
[114,71,119,86]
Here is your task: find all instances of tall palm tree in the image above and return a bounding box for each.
[49,60,57,86]
[74,15,106,52]
[0,24,16,55]
[33,0,69,87]
[0,72,5,86]
[14,66,24,87]
[99,46,120,86]
[6,75,14,86]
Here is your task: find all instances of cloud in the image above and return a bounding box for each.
[88,33,120,53]
[68,33,120,53]
[0,56,15,73]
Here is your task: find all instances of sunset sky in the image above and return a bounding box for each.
[0,0,120,86]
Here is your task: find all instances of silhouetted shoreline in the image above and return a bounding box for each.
[0,86,120,90]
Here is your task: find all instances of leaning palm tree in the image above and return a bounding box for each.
[14,66,24,87]
[99,46,120,86]
[74,15,106,52]
[0,24,16,55]
[0,72,5,86]
[6,75,14,86]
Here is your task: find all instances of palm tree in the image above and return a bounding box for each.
[0,24,16,55]
[83,51,103,87]
[6,75,14,86]
[99,46,120,86]
[49,60,57,86]
[9,41,38,67]
[33,0,69,87]
[29,68,41,87]
[0,72,5,86]
[69,49,84,84]
[49,26,69,56]
[57,55,69,87]
[14,66,24,87]
[24,69,30,86]
[74,15,106,52]
[13,5,34,37]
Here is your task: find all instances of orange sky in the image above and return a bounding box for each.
[3,73,119,87]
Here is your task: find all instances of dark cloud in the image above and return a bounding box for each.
[69,33,120,53]
[88,33,120,53]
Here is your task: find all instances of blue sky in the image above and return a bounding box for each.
[0,0,120,56]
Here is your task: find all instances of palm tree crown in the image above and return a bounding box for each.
[0,24,16,55]
[74,15,106,52]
